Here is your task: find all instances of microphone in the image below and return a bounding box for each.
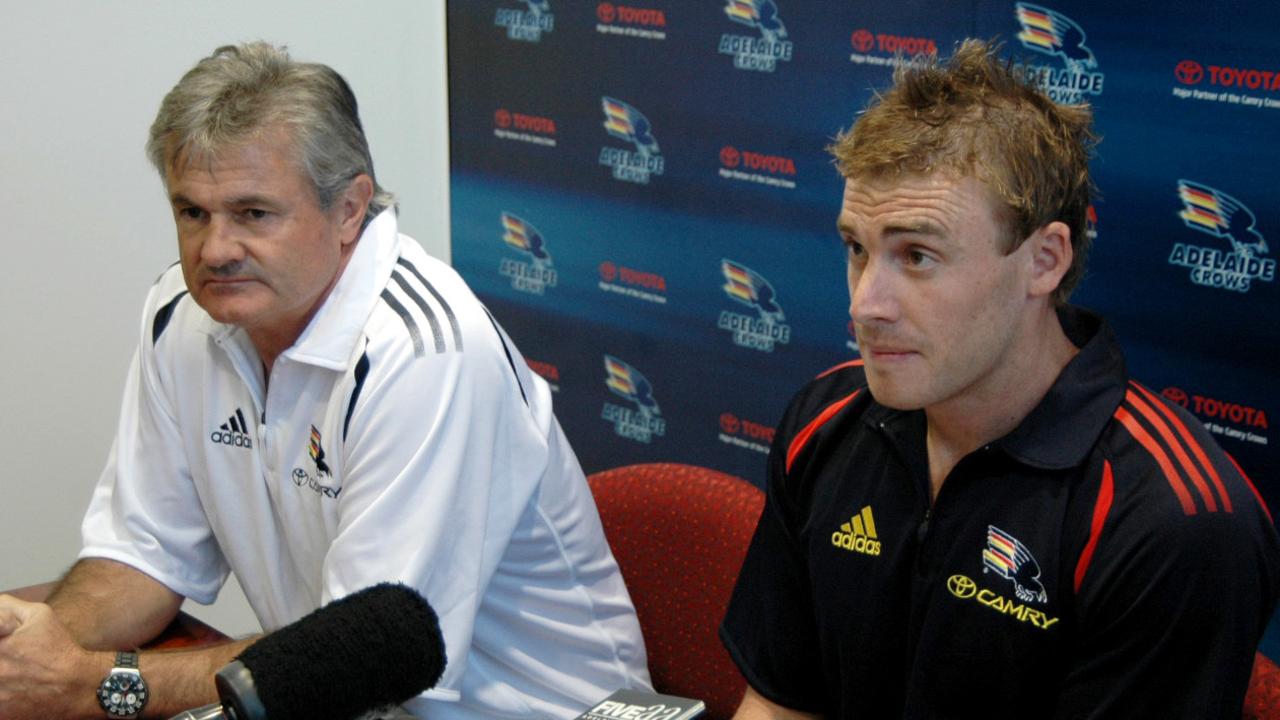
[169,582,446,720]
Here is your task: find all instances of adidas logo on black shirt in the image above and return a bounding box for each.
[832,505,882,556]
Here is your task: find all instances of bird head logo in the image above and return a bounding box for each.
[1177,180,1268,258]
[604,355,660,419]
[724,0,788,43]
[501,212,552,268]
[722,259,785,323]
[1015,3,1097,70]
[602,97,660,158]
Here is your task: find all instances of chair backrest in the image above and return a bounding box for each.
[1246,651,1280,720]
[588,463,764,720]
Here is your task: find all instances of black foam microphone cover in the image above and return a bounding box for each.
[217,582,446,720]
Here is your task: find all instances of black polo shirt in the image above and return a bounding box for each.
[721,307,1280,718]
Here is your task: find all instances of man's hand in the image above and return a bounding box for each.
[732,686,822,720]
[0,594,106,720]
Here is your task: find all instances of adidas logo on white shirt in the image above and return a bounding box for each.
[210,408,253,449]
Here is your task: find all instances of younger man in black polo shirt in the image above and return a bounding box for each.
[721,39,1280,719]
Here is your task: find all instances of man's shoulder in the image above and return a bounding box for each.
[364,237,490,360]
[146,264,198,347]
[1098,379,1273,528]
[771,359,877,482]
[359,238,542,406]
[780,359,872,436]
[1075,381,1280,645]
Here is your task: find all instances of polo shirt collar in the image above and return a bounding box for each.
[282,209,400,370]
[997,306,1127,469]
[863,305,1127,472]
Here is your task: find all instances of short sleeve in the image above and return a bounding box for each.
[719,403,826,713]
[1055,454,1280,719]
[80,281,229,603]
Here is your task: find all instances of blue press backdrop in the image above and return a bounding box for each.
[447,0,1279,655]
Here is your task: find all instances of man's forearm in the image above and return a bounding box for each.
[732,686,823,720]
[45,560,269,716]
[44,637,257,720]
[47,558,185,650]
[135,636,258,718]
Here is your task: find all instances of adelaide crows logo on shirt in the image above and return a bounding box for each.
[291,425,341,499]
[982,525,1048,604]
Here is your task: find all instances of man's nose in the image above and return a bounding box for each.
[849,257,898,326]
[199,215,246,269]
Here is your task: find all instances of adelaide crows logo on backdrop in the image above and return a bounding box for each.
[718,0,793,72]
[601,355,666,443]
[498,212,558,295]
[1168,180,1275,293]
[982,526,1048,604]
[1013,3,1105,103]
[726,0,786,41]
[598,97,664,185]
[494,0,554,42]
[603,97,658,156]
[717,259,792,352]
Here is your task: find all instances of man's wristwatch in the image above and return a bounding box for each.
[97,650,149,718]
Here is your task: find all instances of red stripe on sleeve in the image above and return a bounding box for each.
[1113,406,1197,515]
[816,358,864,380]
[1226,452,1274,525]
[785,390,860,473]
[1132,382,1232,512]
[1074,460,1115,593]
[1124,389,1218,512]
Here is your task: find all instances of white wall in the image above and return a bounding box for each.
[0,0,450,636]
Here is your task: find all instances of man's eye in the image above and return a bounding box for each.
[245,209,269,220]
[845,240,866,258]
[179,207,204,220]
[905,248,936,268]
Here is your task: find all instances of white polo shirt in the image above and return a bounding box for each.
[81,210,650,718]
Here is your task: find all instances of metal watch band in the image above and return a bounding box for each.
[114,650,139,670]
[98,649,148,719]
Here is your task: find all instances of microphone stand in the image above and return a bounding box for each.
[167,704,420,719]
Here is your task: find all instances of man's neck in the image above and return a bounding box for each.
[924,307,1079,501]
[249,328,298,378]
[248,238,360,377]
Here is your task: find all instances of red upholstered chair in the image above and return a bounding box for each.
[588,463,764,720]
[1246,652,1280,719]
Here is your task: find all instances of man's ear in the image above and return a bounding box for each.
[336,174,375,246]
[1026,220,1073,299]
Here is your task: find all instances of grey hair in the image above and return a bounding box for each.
[146,41,395,225]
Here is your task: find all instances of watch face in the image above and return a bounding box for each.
[98,671,148,716]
